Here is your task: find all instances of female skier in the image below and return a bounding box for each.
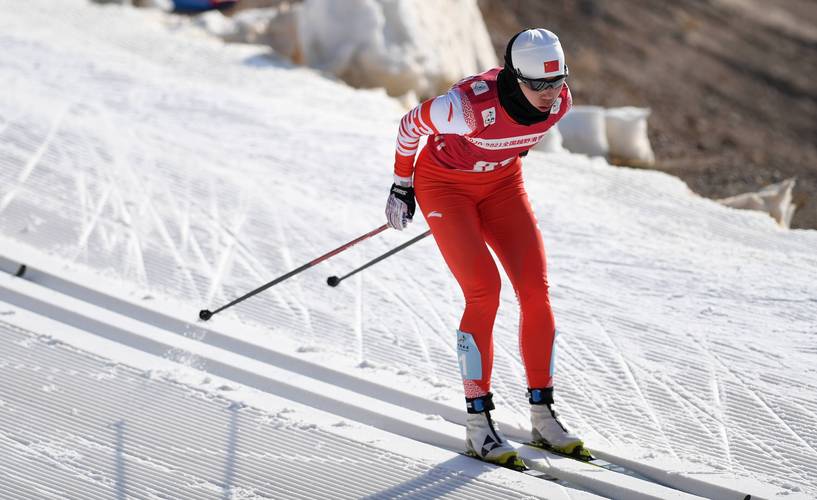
[384,28,589,467]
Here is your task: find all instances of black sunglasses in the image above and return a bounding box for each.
[517,73,567,91]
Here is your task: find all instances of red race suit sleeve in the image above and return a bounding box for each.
[393,88,473,183]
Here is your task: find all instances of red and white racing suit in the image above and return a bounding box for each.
[394,67,572,398]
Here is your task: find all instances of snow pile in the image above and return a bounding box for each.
[92,0,172,8]
[605,106,655,166]
[175,0,496,103]
[187,5,300,62]
[532,126,567,153]
[557,105,656,166]
[718,177,798,228]
[557,105,609,157]
[189,8,236,36]
[229,6,299,59]
[297,0,496,102]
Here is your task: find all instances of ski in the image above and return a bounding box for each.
[523,442,638,476]
[525,441,673,480]
[459,451,559,481]
[525,440,595,462]
[462,449,527,472]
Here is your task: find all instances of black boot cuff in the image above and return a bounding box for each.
[465,392,495,414]
[527,387,554,405]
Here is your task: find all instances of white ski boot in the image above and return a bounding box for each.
[529,388,592,460]
[464,393,526,470]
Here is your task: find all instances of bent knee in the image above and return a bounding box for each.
[463,278,501,311]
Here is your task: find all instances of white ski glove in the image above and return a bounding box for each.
[385,178,415,230]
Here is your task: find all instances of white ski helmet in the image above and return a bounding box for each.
[505,28,567,79]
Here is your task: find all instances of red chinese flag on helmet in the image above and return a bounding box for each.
[544,60,560,73]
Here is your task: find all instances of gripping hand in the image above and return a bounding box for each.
[385,183,416,230]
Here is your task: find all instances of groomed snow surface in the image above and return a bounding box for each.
[1,1,816,499]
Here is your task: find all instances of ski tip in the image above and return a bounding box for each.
[198,309,213,321]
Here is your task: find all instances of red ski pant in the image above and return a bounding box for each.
[414,149,556,398]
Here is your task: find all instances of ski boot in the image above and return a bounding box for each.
[464,393,526,470]
[528,388,593,461]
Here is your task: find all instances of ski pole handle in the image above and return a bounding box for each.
[200,223,389,321]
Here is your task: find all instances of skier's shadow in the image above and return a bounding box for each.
[360,455,500,499]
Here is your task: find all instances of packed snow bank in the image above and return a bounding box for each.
[92,0,173,8]
[557,105,609,157]
[605,106,655,166]
[718,177,798,228]
[532,125,567,154]
[557,105,656,166]
[186,5,301,62]
[297,0,496,101]
[182,0,496,103]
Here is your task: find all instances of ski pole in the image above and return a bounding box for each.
[199,224,390,321]
[326,229,432,287]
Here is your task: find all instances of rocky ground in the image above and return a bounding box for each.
[478,0,817,229]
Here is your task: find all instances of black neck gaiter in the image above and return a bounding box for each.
[497,67,551,126]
